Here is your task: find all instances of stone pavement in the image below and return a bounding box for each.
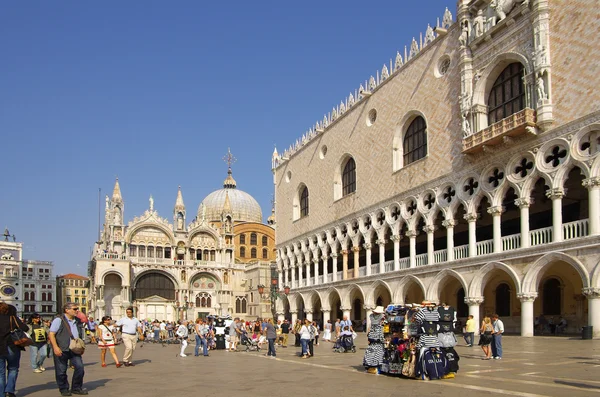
[14,335,600,397]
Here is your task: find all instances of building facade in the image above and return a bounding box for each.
[56,274,90,315]
[23,260,56,318]
[89,161,277,322]
[272,0,600,337]
[0,232,23,315]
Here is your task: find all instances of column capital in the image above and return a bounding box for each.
[375,239,386,246]
[352,246,361,253]
[464,213,478,222]
[312,258,319,264]
[289,310,298,314]
[517,292,538,302]
[583,287,600,299]
[321,255,328,261]
[405,230,418,238]
[390,235,402,242]
[583,177,600,189]
[363,305,375,311]
[546,188,565,200]
[487,205,504,216]
[340,306,351,312]
[464,296,484,306]
[423,225,436,234]
[341,250,348,255]
[304,309,314,314]
[442,219,456,228]
[515,197,533,208]
[364,243,372,250]
[331,253,338,258]
[320,309,331,313]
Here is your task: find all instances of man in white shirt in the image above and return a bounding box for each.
[339,316,353,333]
[159,321,167,341]
[491,314,504,359]
[176,320,189,357]
[116,307,144,366]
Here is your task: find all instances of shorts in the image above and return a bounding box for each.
[229,335,238,343]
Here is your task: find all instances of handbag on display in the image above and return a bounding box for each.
[10,316,33,347]
[61,317,86,355]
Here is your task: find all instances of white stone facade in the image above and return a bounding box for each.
[273,1,600,337]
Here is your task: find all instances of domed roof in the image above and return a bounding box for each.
[199,168,263,223]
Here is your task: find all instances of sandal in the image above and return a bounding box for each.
[116,363,123,368]
[101,363,107,367]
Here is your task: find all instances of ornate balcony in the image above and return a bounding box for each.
[463,108,536,154]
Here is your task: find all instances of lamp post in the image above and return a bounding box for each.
[257,264,289,320]
[175,296,192,321]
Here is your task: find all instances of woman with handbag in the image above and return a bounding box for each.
[97,316,122,368]
[0,302,29,397]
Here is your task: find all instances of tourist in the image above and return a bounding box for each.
[463,315,475,347]
[334,318,341,338]
[312,321,320,346]
[340,315,353,333]
[176,320,189,357]
[537,314,547,335]
[194,318,209,357]
[491,314,504,359]
[48,302,88,396]
[363,306,385,374]
[322,319,332,343]
[28,313,49,373]
[280,319,289,347]
[167,322,174,338]
[264,318,277,357]
[228,318,241,352]
[556,317,567,334]
[87,317,97,344]
[0,303,28,397]
[299,319,311,359]
[160,320,167,341]
[97,316,122,368]
[308,320,317,357]
[478,316,493,360]
[152,321,160,342]
[293,319,302,347]
[116,307,144,366]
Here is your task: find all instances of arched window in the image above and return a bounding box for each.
[239,234,246,244]
[24,292,29,301]
[42,292,47,301]
[30,292,35,301]
[250,233,257,245]
[262,248,268,259]
[543,278,561,315]
[342,158,356,196]
[262,236,268,246]
[495,283,511,316]
[240,247,246,258]
[403,116,427,165]
[251,248,257,259]
[488,62,525,124]
[300,186,309,217]
[236,296,247,313]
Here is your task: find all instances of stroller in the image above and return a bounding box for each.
[333,333,356,353]
[240,332,261,352]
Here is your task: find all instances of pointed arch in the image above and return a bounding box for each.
[341,283,365,308]
[522,252,590,293]
[393,275,427,303]
[364,279,393,307]
[426,269,469,302]
[469,261,522,297]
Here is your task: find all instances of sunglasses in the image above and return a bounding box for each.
[70,307,80,311]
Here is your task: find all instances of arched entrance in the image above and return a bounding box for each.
[133,272,176,321]
[347,285,364,327]
[403,278,425,304]
[104,273,123,318]
[328,289,342,322]
[480,268,518,332]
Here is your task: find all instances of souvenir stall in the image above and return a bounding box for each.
[378,302,460,380]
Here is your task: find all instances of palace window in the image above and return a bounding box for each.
[48,293,52,301]
[488,62,525,125]
[156,247,163,258]
[164,247,171,259]
[42,293,47,301]
[300,186,309,217]
[262,236,268,246]
[235,296,247,313]
[250,233,257,245]
[262,248,268,259]
[403,116,427,165]
[251,248,257,259]
[138,246,146,257]
[147,246,154,258]
[129,245,137,256]
[240,247,246,258]
[240,234,246,244]
[30,292,35,301]
[342,157,356,196]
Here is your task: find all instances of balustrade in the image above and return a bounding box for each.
[530,227,552,246]
[476,240,493,256]
[415,253,428,267]
[433,249,447,264]
[358,267,366,277]
[563,219,589,240]
[370,264,379,275]
[398,258,410,269]
[454,245,469,260]
[501,234,521,251]
[384,260,394,272]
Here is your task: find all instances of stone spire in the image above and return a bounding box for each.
[174,186,185,212]
[222,191,232,214]
[112,178,123,204]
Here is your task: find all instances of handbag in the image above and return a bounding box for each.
[10,316,33,347]
[61,317,86,355]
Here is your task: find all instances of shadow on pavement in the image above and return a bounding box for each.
[85,378,111,391]
[17,381,57,395]
[555,380,600,390]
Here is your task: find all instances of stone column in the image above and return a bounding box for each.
[547,188,564,242]
[584,177,600,236]
[443,219,456,262]
[342,250,349,280]
[515,198,532,248]
[331,253,339,282]
[305,310,313,322]
[290,261,296,288]
[290,310,298,325]
[583,288,600,338]
[488,205,504,253]
[278,270,283,289]
[517,293,537,337]
[365,243,372,276]
[377,239,386,273]
[312,259,319,285]
[406,231,417,268]
[283,266,289,287]
[277,312,285,323]
[391,235,401,271]
[305,261,311,287]
[352,246,360,279]
[465,297,484,336]
[322,309,331,326]
[322,255,329,283]
[341,307,351,321]
[424,225,435,265]
[464,213,478,257]
[364,305,374,330]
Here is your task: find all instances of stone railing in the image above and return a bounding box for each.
[463,108,536,153]
[96,253,127,260]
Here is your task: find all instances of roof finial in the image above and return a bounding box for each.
[222,148,238,189]
[112,177,123,203]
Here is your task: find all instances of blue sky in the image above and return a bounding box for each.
[1,0,456,275]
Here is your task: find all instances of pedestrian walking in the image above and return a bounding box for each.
[194,318,209,357]
[176,320,189,357]
[29,313,49,373]
[264,318,277,357]
[463,315,475,346]
[299,319,311,359]
[48,302,88,396]
[97,316,122,368]
[491,314,504,359]
[86,317,97,344]
[0,303,28,397]
[280,319,290,347]
[115,307,144,366]
[293,319,302,347]
[322,320,333,342]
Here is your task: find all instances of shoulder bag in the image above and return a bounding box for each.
[61,317,86,355]
[10,316,33,347]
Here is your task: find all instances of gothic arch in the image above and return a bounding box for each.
[426,269,469,302]
[125,223,175,246]
[341,283,365,308]
[393,275,427,303]
[592,258,600,289]
[287,293,301,313]
[132,269,179,290]
[100,271,125,286]
[522,252,590,293]
[320,287,342,311]
[392,110,429,172]
[469,261,522,297]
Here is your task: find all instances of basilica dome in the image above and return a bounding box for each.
[199,169,263,223]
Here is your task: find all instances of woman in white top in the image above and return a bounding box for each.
[300,319,312,359]
[97,316,122,368]
[322,320,333,342]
